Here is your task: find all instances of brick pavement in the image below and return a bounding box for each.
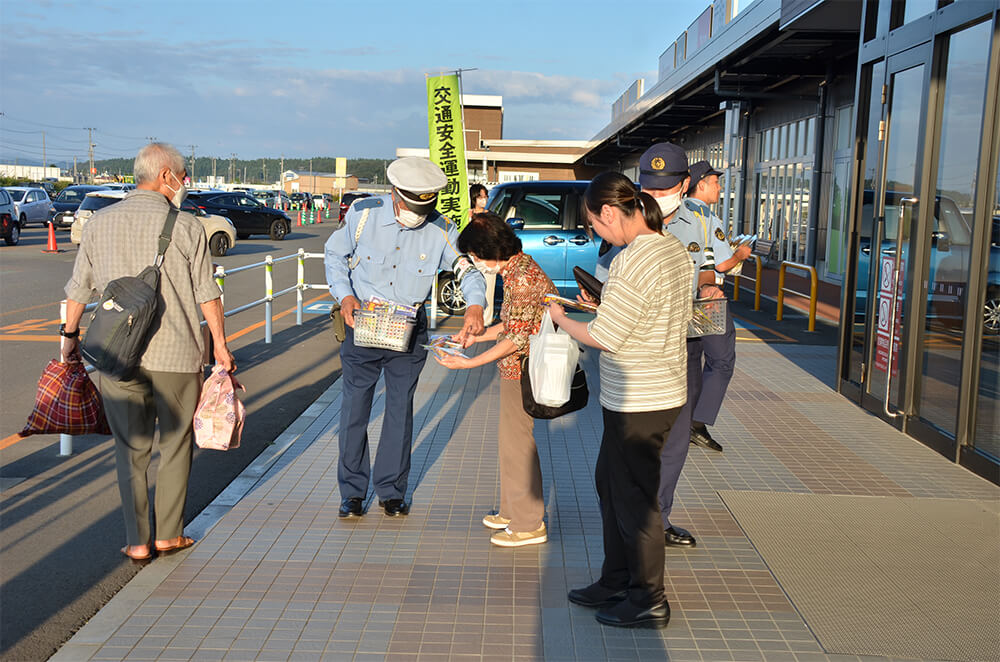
[52,321,999,662]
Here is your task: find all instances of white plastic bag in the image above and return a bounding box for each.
[528,309,581,407]
[193,366,246,451]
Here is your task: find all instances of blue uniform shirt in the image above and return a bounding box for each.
[667,198,734,290]
[325,195,486,308]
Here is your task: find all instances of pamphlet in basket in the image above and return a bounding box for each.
[363,296,419,319]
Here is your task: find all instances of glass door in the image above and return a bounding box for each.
[849,49,930,425]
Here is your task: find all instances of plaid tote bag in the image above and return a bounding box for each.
[22,360,111,436]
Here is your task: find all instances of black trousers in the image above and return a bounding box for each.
[597,406,681,607]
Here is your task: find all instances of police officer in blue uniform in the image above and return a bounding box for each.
[632,143,700,549]
[325,157,486,518]
[655,158,750,548]
[677,161,751,454]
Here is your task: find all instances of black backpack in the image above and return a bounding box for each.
[80,209,177,379]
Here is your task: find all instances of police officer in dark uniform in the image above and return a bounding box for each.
[656,159,751,548]
[677,161,751,453]
[325,157,486,518]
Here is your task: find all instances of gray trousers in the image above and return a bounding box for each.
[498,377,544,532]
[99,369,202,546]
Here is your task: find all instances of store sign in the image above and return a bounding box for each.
[426,73,469,229]
[874,254,903,375]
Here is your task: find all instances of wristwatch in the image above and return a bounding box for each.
[59,324,79,338]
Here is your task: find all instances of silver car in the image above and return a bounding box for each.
[3,186,52,227]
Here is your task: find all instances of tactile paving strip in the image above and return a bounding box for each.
[719,491,1000,661]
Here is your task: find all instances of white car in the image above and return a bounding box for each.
[3,186,52,227]
[70,191,238,257]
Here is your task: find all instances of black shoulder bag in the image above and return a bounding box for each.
[80,209,178,379]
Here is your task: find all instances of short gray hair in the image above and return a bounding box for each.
[134,143,185,184]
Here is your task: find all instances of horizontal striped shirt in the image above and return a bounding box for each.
[587,233,694,413]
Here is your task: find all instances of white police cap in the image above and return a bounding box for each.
[387,157,448,213]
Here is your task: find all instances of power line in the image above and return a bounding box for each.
[0,114,85,131]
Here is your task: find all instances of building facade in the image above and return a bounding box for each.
[581,0,998,483]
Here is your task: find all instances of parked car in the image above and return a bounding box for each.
[102,183,136,192]
[857,190,1000,335]
[290,192,312,209]
[339,192,372,221]
[3,186,52,227]
[433,180,598,314]
[51,185,110,227]
[312,193,333,210]
[0,188,19,245]
[187,191,292,240]
[253,190,291,208]
[70,191,239,257]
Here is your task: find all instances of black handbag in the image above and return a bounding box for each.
[80,209,177,379]
[519,354,589,419]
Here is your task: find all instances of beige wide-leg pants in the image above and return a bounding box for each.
[498,377,544,532]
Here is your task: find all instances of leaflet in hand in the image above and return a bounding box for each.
[543,293,598,313]
[422,334,470,358]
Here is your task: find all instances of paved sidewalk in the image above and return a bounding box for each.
[53,319,999,662]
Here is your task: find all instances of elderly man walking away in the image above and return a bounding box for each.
[61,143,235,562]
[325,157,486,519]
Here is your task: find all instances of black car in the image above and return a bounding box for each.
[290,192,312,210]
[50,185,110,227]
[187,191,292,240]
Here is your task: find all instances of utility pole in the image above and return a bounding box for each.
[73,155,78,183]
[188,145,197,182]
[280,155,284,180]
[85,128,96,184]
[42,132,46,172]
[212,157,217,183]
[261,158,266,184]
[310,158,314,194]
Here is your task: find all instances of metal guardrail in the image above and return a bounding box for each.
[776,261,818,332]
[57,248,328,456]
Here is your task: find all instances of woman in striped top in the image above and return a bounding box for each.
[548,171,693,629]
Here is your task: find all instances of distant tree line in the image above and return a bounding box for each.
[89,157,393,185]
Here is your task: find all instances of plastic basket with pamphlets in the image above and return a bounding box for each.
[353,298,418,351]
[687,298,727,337]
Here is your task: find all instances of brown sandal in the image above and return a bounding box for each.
[154,536,195,555]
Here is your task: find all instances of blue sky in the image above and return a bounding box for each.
[1,0,707,163]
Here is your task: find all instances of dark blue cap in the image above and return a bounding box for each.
[687,160,723,195]
[638,142,689,190]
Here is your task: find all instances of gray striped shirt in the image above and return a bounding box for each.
[587,233,693,413]
[65,189,221,373]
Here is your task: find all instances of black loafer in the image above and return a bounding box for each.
[379,498,409,516]
[595,599,670,629]
[664,526,697,547]
[567,581,628,608]
[690,426,724,452]
[338,497,363,518]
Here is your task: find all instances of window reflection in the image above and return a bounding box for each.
[918,20,991,443]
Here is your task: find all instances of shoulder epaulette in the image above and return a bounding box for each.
[354,197,383,210]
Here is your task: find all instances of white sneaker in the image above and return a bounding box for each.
[482,512,511,530]
[490,524,547,547]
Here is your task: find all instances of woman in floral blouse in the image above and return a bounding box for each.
[434,212,557,548]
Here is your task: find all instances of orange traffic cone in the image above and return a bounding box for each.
[42,221,62,253]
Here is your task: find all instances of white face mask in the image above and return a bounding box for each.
[470,255,503,275]
[396,206,427,228]
[165,171,187,208]
[655,191,682,218]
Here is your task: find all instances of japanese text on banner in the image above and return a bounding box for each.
[427,74,470,228]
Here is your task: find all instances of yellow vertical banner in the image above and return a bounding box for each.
[427,73,470,228]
